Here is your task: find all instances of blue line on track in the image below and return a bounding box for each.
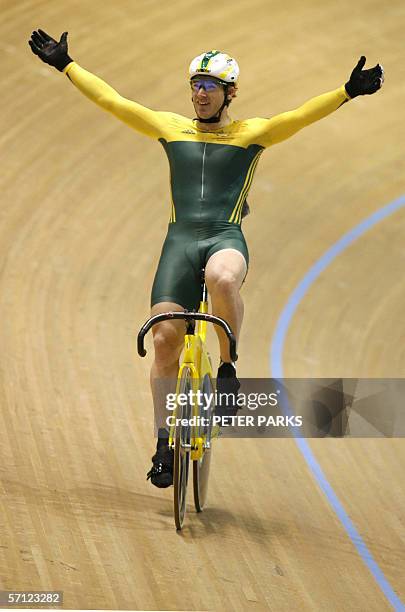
[269,194,405,611]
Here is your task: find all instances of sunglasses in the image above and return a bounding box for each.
[190,78,224,92]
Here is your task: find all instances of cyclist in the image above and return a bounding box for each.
[29,30,384,488]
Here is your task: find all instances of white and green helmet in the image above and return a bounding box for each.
[189,50,239,84]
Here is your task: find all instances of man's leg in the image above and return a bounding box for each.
[205,249,247,420]
[150,301,186,429]
[147,301,185,488]
[205,248,247,362]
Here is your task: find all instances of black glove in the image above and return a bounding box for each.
[345,56,384,99]
[28,29,73,72]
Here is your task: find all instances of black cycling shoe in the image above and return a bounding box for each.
[146,429,174,488]
[215,362,241,423]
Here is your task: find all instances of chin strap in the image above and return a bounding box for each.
[195,84,230,124]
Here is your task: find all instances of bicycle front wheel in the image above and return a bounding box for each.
[173,367,192,530]
[193,373,214,512]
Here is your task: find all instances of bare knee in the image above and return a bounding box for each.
[153,323,183,366]
[206,269,241,297]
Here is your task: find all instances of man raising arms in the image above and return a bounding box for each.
[29,30,384,487]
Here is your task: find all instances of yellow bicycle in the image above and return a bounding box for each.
[137,271,237,530]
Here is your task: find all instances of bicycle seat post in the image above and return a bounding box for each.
[200,268,208,304]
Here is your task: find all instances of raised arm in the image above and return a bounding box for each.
[28,29,164,139]
[252,85,350,148]
[63,62,163,138]
[251,56,384,148]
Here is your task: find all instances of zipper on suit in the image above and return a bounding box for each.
[201,143,207,200]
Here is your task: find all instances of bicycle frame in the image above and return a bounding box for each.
[169,295,214,461]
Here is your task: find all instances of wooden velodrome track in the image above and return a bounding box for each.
[1,0,404,610]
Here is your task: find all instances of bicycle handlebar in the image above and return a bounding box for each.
[137,311,238,362]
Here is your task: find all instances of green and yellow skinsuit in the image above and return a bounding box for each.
[63,62,351,309]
